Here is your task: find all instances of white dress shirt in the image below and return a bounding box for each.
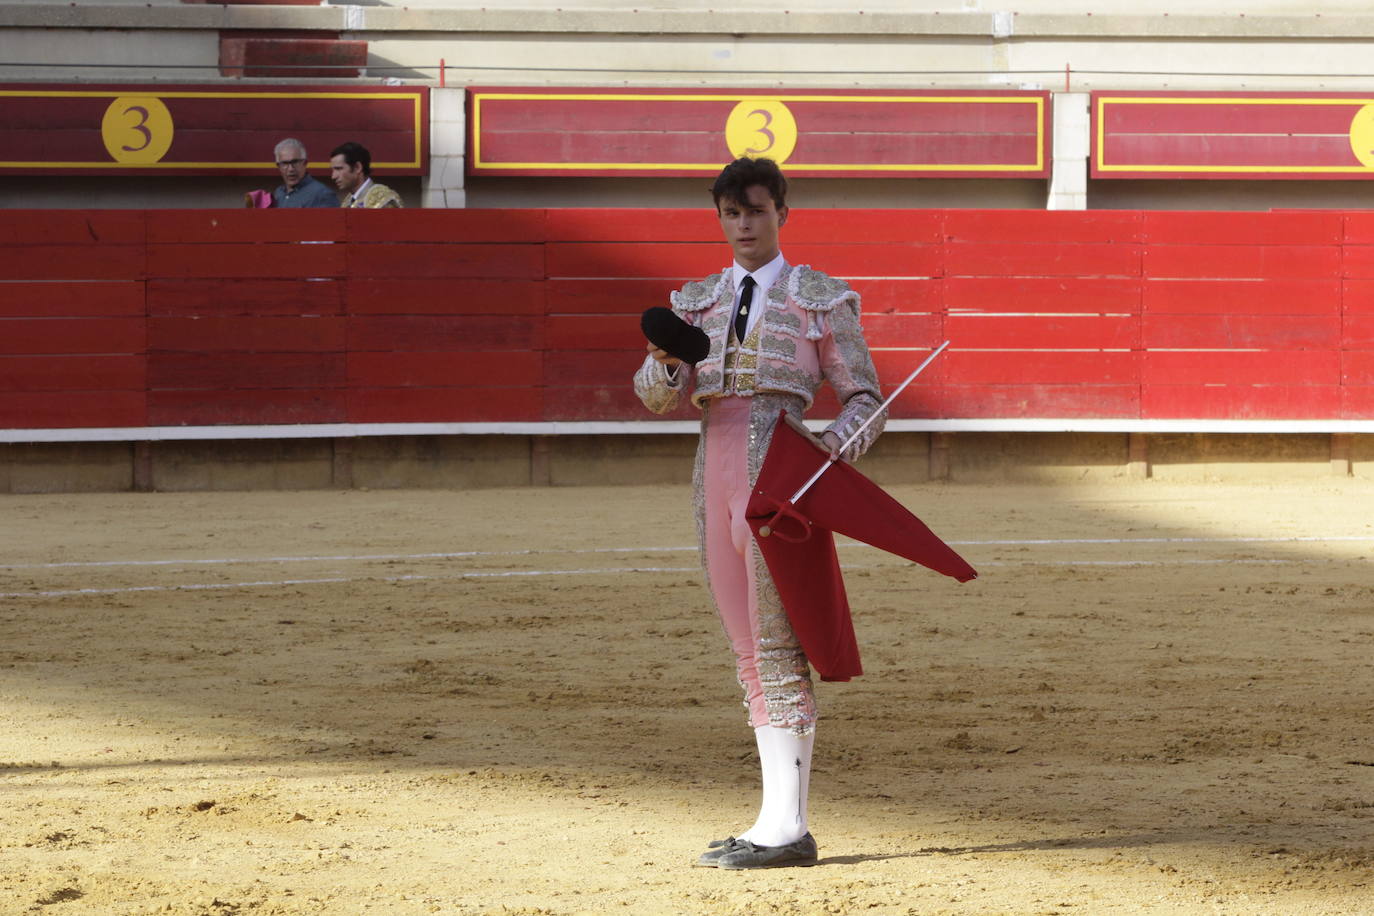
[731,251,786,340]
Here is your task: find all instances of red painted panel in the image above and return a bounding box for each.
[542,209,714,244]
[1341,279,1374,313]
[786,244,944,279]
[1142,314,1341,349]
[1105,133,1355,170]
[1342,212,1374,245]
[0,245,145,281]
[1340,386,1374,416]
[0,391,145,429]
[1102,99,1356,135]
[147,352,346,390]
[147,278,343,317]
[946,350,1140,385]
[348,278,543,316]
[0,355,145,392]
[861,314,945,347]
[346,208,549,244]
[147,243,345,280]
[147,317,346,352]
[945,276,1141,314]
[346,316,542,352]
[146,209,346,244]
[938,384,1140,418]
[546,242,729,281]
[348,387,542,423]
[542,384,652,421]
[1344,313,1374,348]
[554,351,652,389]
[1143,211,1342,246]
[148,389,346,425]
[347,243,544,280]
[1341,351,1374,385]
[1145,245,1341,280]
[871,350,948,386]
[1,281,145,318]
[945,314,1138,349]
[1144,278,1339,315]
[1142,385,1343,419]
[945,243,1141,278]
[3,318,145,355]
[347,350,541,388]
[546,315,642,351]
[853,279,943,315]
[1340,246,1374,279]
[546,278,686,315]
[1142,350,1339,386]
[944,210,1142,244]
[0,211,145,245]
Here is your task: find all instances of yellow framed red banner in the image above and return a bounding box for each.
[0,83,428,175]
[1093,91,1374,180]
[468,87,1050,178]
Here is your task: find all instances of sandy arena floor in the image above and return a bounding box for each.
[2,479,1373,915]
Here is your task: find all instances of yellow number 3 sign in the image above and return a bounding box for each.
[725,99,797,165]
[101,96,174,165]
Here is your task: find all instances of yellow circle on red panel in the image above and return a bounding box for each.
[101,97,174,164]
[1349,103,1374,169]
[725,100,797,165]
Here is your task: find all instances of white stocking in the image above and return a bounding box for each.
[739,724,813,847]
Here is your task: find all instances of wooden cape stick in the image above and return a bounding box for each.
[785,339,952,507]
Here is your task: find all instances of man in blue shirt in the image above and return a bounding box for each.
[270,138,337,208]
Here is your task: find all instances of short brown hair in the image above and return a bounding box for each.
[711,157,787,211]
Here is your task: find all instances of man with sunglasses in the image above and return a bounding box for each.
[269,138,338,209]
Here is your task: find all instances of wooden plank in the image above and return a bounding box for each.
[546,278,688,315]
[346,208,549,244]
[348,243,544,280]
[851,279,943,315]
[871,350,948,386]
[860,314,945,347]
[348,278,544,316]
[937,384,1141,418]
[148,389,347,426]
[147,278,344,317]
[0,354,145,392]
[1341,279,1374,313]
[0,281,145,318]
[147,352,346,390]
[348,387,542,423]
[1144,278,1339,315]
[945,276,1140,314]
[0,245,145,281]
[3,318,146,355]
[147,243,345,280]
[1142,384,1342,419]
[0,210,145,246]
[944,210,1142,244]
[1143,211,1341,246]
[1342,212,1374,245]
[1343,313,1374,348]
[546,242,729,280]
[944,314,1139,349]
[1340,246,1374,280]
[147,317,347,352]
[146,209,346,244]
[1142,350,1339,386]
[1142,314,1341,349]
[552,351,655,389]
[1145,244,1341,280]
[0,391,146,429]
[945,242,1141,278]
[346,315,543,352]
[1341,351,1374,385]
[545,209,715,244]
[945,350,1140,385]
[347,350,540,388]
[786,244,944,279]
[543,385,665,421]
[546,315,643,351]
[1340,386,1374,416]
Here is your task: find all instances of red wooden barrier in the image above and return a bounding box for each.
[2,207,1372,431]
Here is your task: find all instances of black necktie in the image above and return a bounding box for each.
[734,275,756,342]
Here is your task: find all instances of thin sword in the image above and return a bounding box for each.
[786,340,951,505]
